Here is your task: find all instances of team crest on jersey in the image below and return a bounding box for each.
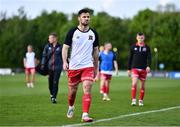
[134,47,137,50]
[88,35,93,40]
[143,48,147,51]
[48,47,52,50]
[76,36,80,39]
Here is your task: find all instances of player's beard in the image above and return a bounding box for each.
[81,21,89,26]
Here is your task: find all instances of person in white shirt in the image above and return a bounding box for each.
[62,8,99,122]
[23,45,36,88]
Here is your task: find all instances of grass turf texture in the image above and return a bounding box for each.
[0,74,180,126]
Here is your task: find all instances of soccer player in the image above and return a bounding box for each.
[41,33,63,104]
[23,45,36,88]
[62,8,99,122]
[98,43,118,101]
[127,32,152,106]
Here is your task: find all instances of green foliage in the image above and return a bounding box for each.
[0,7,180,70]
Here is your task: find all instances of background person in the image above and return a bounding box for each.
[41,33,63,104]
[23,45,36,88]
[127,32,152,106]
[98,43,118,101]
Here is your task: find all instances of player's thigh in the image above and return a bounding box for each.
[132,77,138,85]
[139,70,147,81]
[81,67,94,82]
[30,68,36,75]
[68,69,81,86]
[82,80,93,94]
[131,69,139,79]
[106,74,112,81]
[25,68,31,75]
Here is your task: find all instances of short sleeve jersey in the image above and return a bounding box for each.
[25,52,35,68]
[64,27,99,70]
[99,51,116,75]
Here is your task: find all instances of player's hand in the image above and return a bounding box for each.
[115,70,118,76]
[93,69,99,82]
[146,66,151,73]
[63,62,69,71]
[127,70,131,77]
[94,72,100,82]
[94,76,99,82]
[41,65,44,70]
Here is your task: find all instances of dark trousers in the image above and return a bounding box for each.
[48,70,61,99]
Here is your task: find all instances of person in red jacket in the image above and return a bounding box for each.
[127,32,152,106]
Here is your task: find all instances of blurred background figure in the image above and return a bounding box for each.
[41,33,63,104]
[99,45,104,52]
[23,45,36,88]
[127,32,152,106]
[98,42,118,101]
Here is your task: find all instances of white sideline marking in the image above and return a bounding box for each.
[63,105,180,127]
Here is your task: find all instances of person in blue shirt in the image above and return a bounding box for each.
[97,43,118,101]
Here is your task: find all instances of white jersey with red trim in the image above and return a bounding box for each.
[25,52,35,68]
[64,27,99,70]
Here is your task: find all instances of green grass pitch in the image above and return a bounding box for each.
[0,74,180,126]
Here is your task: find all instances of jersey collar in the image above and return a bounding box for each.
[136,42,145,46]
[77,27,90,33]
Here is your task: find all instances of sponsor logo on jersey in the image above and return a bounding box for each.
[88,35,93,40]
[143,48,147,51]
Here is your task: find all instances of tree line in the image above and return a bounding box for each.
[0,5,180,70]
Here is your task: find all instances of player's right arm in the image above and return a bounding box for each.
[23,57,26,68]
[62,44,69,71]
[63,28,75,71]
[41,44,48,69]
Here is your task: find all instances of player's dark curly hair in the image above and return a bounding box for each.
[78,8,90,16]
[137,32,144,36]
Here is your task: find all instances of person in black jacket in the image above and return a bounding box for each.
[127,32,152,106]
[41,33,63,104]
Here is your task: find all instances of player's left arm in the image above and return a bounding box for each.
[34,53,38,66]
[113,53,118,75]
[114,60,118,75]
[146,46,152,73]
[23,57,26,68]
[93,47,99,77]
[92,29,99,77]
